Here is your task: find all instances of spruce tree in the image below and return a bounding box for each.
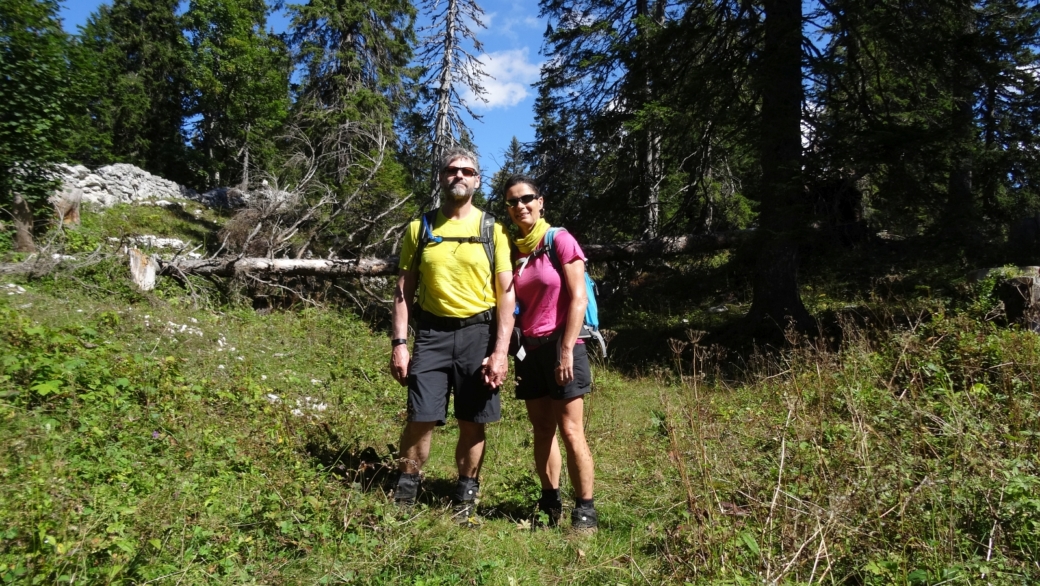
[744,0,815,332]
[282,0,416,256]
[184,0,290,188]
[488,136,528,206]
[71,0,193,185]
[538,0,668,239]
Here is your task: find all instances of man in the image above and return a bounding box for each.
[389,147,514,521]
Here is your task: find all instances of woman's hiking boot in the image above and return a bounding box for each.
[570,503,598,534]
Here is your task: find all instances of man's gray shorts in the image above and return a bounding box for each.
[408,321,501,425]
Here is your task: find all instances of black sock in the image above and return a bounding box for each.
[575,497,594,509]
[541,488,562,505]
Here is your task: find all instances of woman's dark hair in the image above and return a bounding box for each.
[502,174,540,196]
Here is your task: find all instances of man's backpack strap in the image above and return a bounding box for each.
[410,209,441,273]
[479,211,497,273]
[411,209,497,273]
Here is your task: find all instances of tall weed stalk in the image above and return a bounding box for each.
[665,310,1040,584]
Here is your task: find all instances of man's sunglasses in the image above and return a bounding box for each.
[442,166,478,177]
[505,194,538,207]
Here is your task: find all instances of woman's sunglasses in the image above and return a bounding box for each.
[505,194,538,207]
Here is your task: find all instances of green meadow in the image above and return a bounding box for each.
[1,204,1038,585]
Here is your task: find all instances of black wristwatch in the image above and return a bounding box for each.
[391,338,408,347]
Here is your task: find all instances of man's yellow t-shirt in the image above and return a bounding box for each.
[399,209,512,318]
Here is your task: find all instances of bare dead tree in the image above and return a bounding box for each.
[416,0,489,209]
[219,119,410,260]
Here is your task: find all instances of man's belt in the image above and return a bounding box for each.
[417,309,494,330]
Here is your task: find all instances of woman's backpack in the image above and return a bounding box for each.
[519,228,607,358]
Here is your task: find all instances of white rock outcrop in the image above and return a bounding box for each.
[56,163,200,207]
[55,163,295,209]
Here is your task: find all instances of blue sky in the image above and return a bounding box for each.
[57,0,546,177]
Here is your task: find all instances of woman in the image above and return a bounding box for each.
[504,174,597,533]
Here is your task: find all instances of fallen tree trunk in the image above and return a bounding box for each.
[0,230,751,287]
[156,256,398,279]
[154,230,751,280]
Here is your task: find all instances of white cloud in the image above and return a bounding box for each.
[465,48,542,111]
[494,13,544,40]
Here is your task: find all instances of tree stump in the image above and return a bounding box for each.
[129,248,158,291]
[997,274,1040,332]
[50,186,83,225]
[11,193,35,252]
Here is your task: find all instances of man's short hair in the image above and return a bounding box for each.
[439,146,480,175]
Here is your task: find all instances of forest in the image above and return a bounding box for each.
[4,1,1038,289]
[1,0,1040,584]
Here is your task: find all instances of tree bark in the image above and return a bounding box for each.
[944,1,976,236]
[743,0,815,334]
[635,0,664,239]
[12,193,36,253]
[240,123,251,190]
[157,256,399,278]
[129,248,158,290]
[426,0,461,211]
[50,186,83,226]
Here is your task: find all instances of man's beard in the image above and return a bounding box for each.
[443,181,474,202]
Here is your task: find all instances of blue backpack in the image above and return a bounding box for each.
[519,227,607,358]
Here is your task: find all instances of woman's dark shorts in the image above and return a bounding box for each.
[407,321,501,425]
[514,341,592,401]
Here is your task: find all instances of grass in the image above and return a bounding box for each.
[1,206,1038,584]
[0,287,678,584]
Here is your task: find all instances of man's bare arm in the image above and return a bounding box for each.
[483,270,515,388]
[390,269,418,385]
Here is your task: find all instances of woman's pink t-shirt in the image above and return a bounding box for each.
[514,230,587,340]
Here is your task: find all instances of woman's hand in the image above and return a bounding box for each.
[555,346,574,386]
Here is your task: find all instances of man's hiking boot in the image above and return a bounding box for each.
[570,504,598,534]
[451,476,481,527]
[393,472,420,509]
[533,497,563,529]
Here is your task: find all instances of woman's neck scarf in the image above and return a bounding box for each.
[513,218,550,255]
